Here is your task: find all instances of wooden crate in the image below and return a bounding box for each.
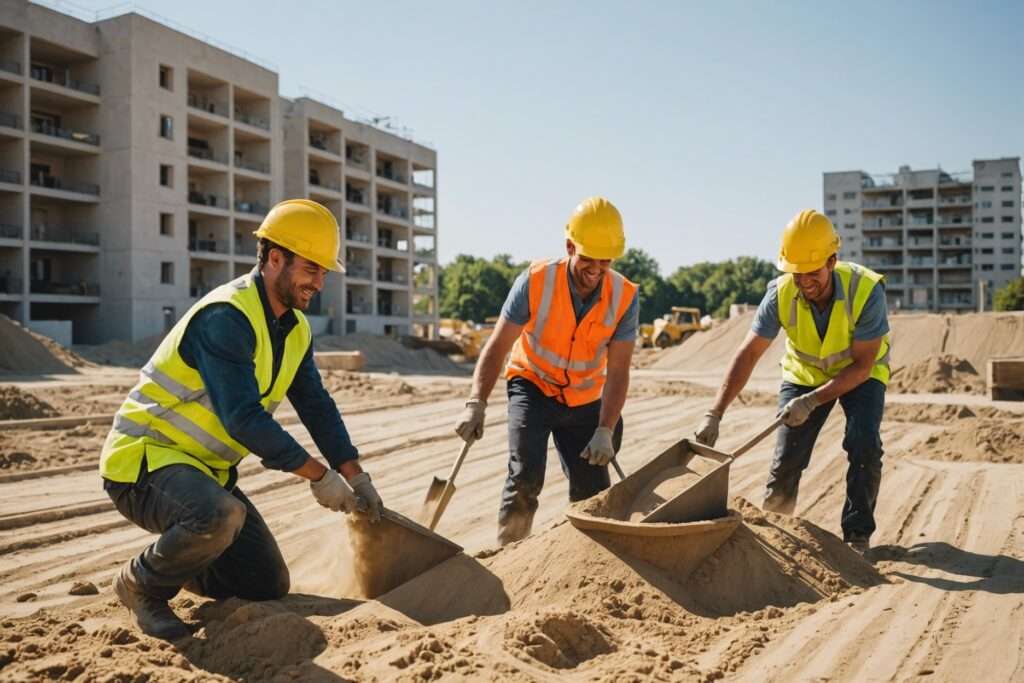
[988,357,1024,401]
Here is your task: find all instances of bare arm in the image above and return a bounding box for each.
[710,331,774,415]
[598,340,633,429]
[470,316,524,402]
[290,456,364,482]
[810,337,883,404]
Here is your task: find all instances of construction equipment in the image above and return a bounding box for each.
[402,317,495,361]
[639,306,706,348]
[419,439,474,530]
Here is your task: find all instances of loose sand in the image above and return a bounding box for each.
[0,315,90,375]
[888,354,985,394]
[903,417,1024,464]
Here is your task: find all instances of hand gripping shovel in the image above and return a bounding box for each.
[419,438,474,531]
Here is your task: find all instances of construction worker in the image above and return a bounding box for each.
[100,199,383,640]
[455,197,639,545]
[695,209,890,554]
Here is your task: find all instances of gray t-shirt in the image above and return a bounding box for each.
[500,265,639,342]
[751,271,889,341]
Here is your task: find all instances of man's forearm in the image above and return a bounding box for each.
[599,370,629,430]
[291,456,363,481]
[711,350,757,415]
[812,362,873,405]
[470,344,506,401]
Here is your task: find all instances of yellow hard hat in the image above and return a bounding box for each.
[565,197,625,260]
[777,209,841,273]
[253,199,343,272]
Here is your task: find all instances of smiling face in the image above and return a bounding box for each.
[793,254,837,306]
[265,247,326,314]
[566,239,612,297]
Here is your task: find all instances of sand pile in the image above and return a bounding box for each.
[904,418,1024,464]
[73,335,163,368]
[885,402,1021,423]
[0,385,59,421]
[888,354,985,394]
[0,423,106,471]
[0,315,89,375]
[322,370,415,399]
[316,333,467,374]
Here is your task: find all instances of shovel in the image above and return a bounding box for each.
[419,438,474,531]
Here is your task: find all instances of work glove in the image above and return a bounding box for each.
[309,469,358,513]
[454,398,486,442]
[582,427,615,466]
[781,392,822,427]
[349,472,383,524]
[694,410,723,447]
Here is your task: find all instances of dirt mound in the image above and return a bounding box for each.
[73,335,163,368]
[504,610,615,669]
[904,418,1024,464]
[0,385,60,420]
[888,354,985,394]
[0,423,105,471]
[652,312,784,378]
[885,402,1022,423]
[322,370,415,398]
[0,315,89,375]
[316,333,467,374]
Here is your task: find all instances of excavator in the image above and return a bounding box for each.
[638,306,706,348]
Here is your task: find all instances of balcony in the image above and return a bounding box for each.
[347,301,372,315]
[863,239,902,250]
[0,111,21,131]
[862,199,903,210]
[0,274,21,295]
[189,285,215,299]
[377,271,408,285]
[189,237,227,254]
[907,258,935,268]
[0,59,20,76]
[377,302,404,317]
[376,167,407,184]
[30,66,99,96]
[234,199,268,216]
[939,195,971,205]
[346,263,371,280]
[377,203,409,220]
[0,168,21,185]
[187,145,228,165]
[309,175,341,193]
[346,232,372,245]
[346,187,367,206]
[938,237,972,248]
[30,225,100,248]
[31,119,100,146]
[188,191,228,210]
[906,238,934,248]
[415,248,437,260]
[188,93,228,118]
[0,223,21,240]
[30,173,99,196]
[235,158,270,174]
[234,108,269,131]
[30,279,100,296]
[863,259,904,269]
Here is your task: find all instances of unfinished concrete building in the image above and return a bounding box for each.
[0,1,438,343]
[824,158,1022,312]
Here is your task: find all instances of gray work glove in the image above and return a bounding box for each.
[349,472,383,524]
[309,469,357,513]
[694,410,723,447]
[582,426,615,466]
[781,392,822,427]
[454,398,486,442]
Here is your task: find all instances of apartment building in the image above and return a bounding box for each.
[0,1,438,344]
[824,158,1022,312]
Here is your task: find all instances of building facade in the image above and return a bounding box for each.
[0,1,438,344]
[824,158,1022,312]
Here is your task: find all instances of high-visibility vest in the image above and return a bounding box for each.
[99,270,311,487]
[776,261,891,388]
[506,257,637,406]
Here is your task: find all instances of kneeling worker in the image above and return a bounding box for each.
[695,209,890,554]
[455,197,639,545]
[100,199,383,639]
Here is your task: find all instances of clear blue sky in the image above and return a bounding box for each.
[58,0,1024,273]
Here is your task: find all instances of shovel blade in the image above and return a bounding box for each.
[419,477,456,529]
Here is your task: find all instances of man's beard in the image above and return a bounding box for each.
[273,266,307,311]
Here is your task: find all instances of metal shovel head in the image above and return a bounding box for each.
[419,476,456,529]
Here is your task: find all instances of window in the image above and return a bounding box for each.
[159,64,173,91]
[159,115,173,140]
[849,250,858,257]
[981,248,994,255]
[981,217,994,223]
[159,164,173,187]
[980,185,994,192]
[825,193,837,201]
[844,223,856,229]
[825,209,837,217]
[1001,263,1015,270]
[1002,200,1015,208]
[843,191,857,200]
[1002,172,1014,178]
[843,208,854,215]
[981,232,994,239]
[160,261,174,284]
[981,264,994,271]
[1001,186,1014,192]
[1002,247,1015,254]
[159,212,174,236]
[1002,216,1015,223]
[1002,232,1017,239]
[980,201,992,209]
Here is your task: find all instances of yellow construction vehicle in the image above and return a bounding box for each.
[639,306,706,348]
[404,318,494,361]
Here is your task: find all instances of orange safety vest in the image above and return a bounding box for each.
[506,257,637,406]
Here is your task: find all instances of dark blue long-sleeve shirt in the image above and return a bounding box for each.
[178,273,359,473]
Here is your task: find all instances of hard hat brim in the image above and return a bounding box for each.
[776,254,829,274]
[573,240,625,261]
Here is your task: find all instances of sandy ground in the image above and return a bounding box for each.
[0,365,1022,681]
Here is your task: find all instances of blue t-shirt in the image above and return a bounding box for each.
[751,270,889,341]
[500,265,639,342]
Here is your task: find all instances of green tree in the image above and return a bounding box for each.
[438,254,525,321]
[994,277,1024,311]
[613,248,681,324]
[667,257,776,318]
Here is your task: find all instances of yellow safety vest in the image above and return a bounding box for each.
[99,270,311,487]
[776,261,891,388]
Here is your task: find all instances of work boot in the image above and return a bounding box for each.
[113,563,190,641]
[497,511,534,546]
[846,536,870,556]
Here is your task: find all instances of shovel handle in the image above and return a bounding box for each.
[610,457,626,481]
[730,416,784,459]
[446,438,474,482]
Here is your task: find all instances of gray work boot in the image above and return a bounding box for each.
[113,562,190,641]
[497,511,534,546]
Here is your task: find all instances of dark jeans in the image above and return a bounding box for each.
[499,378,623,543]
[105,463,289,602]
[764,378,886,541]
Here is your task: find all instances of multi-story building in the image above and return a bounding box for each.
[0,1,438,344]
[824,158,1021,312]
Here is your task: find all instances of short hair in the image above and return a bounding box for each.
[257,238,294,269]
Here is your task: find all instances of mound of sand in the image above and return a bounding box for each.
[0,315,89,375]
[888,354,985,394]
[653,311,1024,386]
[0,386,59,421]
[904,418,1024,464]
[885,402,1022,423]
[316,333,467,374]
[73,335,163,368]
[322,370,415,398]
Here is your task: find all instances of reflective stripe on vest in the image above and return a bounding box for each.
[506,258,636,406]
[99,270,311,485]
[777,261,891,387]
